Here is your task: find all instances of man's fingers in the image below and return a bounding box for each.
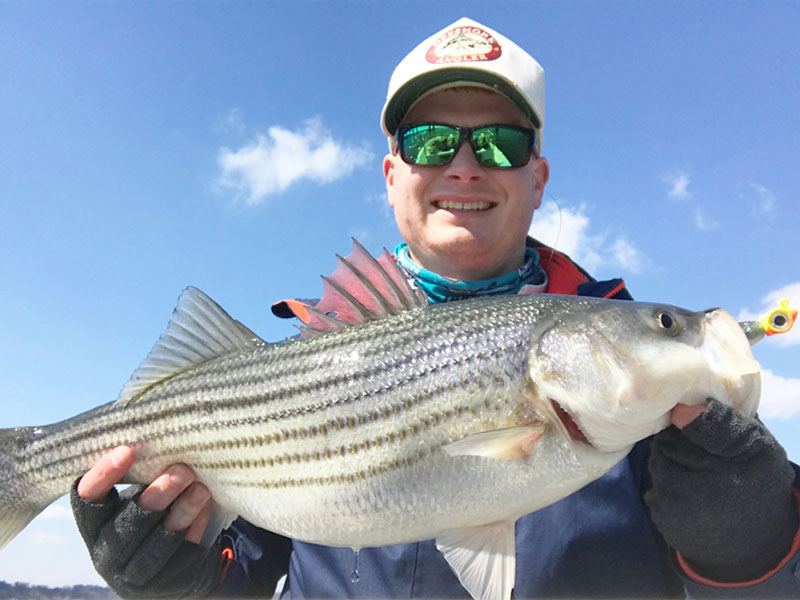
[78,450,213,546]
[137,464,197,513]
[163,482,211,532]
[180,489,213,544]
[77,446,135,503]
[670,401,708,430]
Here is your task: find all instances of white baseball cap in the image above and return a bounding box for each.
[381,17,545,143]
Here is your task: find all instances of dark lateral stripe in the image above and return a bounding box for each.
[26,319,423,440]
[20,365,511,486]
[24,338,527,480]
[168,404,466,472]
[24,401,467,489]
[217,445,436,490]
[21,317,534,485]
[25,324,492,457]
[27,305,529,457]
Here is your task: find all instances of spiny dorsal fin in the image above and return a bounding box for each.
[296,305,348,339]
[117,287,263,405]
[298,239,427,336]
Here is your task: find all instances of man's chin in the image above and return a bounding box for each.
[421,240,519,281]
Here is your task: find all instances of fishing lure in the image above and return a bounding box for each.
[741,298,797,345]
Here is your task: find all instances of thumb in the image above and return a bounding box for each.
[670,402,708,430]
[677,399,764,458]
[78,446,135,503]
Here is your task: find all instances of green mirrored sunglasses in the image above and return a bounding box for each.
[395,122,538,168]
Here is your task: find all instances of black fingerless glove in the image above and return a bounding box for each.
[645,399,799,582]
[70,481,224,598]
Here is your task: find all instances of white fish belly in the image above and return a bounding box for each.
[179,426,627,549]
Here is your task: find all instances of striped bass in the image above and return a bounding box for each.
[0,241,763,600]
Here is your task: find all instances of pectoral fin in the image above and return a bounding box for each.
[441,426,545,459]
[436,520,516,600]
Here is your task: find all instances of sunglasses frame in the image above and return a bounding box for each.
[394,122,539,169]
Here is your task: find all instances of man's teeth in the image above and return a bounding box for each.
[436,200,493,211]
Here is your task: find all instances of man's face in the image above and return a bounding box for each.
[383,87,549,281]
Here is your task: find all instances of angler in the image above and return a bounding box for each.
[3,15,799,600]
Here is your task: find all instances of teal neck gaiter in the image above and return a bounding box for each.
[394,242,548,304]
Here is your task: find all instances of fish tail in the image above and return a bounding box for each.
[0,426,52,550]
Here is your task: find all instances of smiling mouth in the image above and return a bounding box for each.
[434,200,496,211]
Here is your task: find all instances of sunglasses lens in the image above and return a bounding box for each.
[398,124,535,168]
[400,124,461,166]
[472,126,533,168]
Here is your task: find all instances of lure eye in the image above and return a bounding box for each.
[656,311,678,333]
[769,309,792,333]
[761,299,797,336]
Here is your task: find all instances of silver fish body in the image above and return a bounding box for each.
[0,246,762,600]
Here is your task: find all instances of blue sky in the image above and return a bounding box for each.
[1,1,798,587]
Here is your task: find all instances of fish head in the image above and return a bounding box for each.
[529,298,761,453]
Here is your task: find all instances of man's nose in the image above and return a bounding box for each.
[443,142,485,180]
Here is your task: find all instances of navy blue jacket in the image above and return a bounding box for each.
[217,268,800,598]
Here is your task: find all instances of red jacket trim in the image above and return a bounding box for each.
[532,246,591,295]
[219,547,235,585]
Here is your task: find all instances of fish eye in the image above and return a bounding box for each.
[656,311,678,333]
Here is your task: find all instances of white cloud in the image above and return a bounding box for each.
[748,181,778,216]
[759,369,800,419]
[215,108,246,134]
[660,170,721,232]
[611,238,644,273]
[26,530,67,545]
[365,188,394,222]
[40,504,71,520]
[216,116,373,205]
[529,201,645,275]
[693,206,719,231]
[663,170,691,200]
[738,282,800,347]
[348,227,373,246]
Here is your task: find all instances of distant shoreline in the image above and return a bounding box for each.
[0,581,116,600]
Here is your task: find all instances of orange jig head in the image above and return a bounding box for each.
[761,299,797,336]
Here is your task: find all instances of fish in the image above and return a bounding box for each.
[0,240,764,600]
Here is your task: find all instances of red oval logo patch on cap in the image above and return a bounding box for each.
[425,26,502,64]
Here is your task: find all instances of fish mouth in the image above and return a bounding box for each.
[433,199,497,211]
[550,399,591,446]
[699,308,761,416]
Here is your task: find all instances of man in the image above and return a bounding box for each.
[72,17,800,598]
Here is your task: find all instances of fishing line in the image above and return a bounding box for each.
[538,189,563,271]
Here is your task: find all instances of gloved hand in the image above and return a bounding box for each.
[70,481,224,598]
[645,399,799,582]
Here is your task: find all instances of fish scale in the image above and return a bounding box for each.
[0,241,764,600]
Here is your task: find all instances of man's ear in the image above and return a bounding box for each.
[533,157,549,188]
[383,153,396,206]
[532,157,549,209]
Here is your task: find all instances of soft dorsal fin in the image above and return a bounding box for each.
[117,287,263,405]
[299,239,427,336]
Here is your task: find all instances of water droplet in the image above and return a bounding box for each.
[350,550,360,583]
